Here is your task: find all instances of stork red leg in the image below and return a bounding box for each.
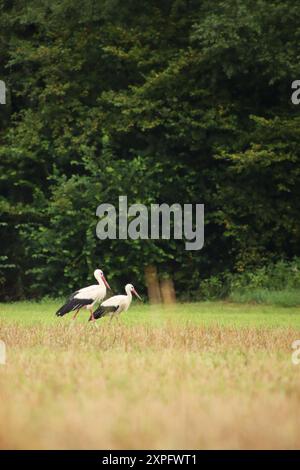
[72,308,80,320]
[89,307,95,322]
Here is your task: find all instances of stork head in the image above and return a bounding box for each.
[126,283,142,300]
[94,269,111,289]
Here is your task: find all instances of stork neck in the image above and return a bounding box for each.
[126,288,132,301]
[97,277,105,288]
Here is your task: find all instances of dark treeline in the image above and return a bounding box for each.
[1,0,300,300]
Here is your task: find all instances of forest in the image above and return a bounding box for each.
[1,0,300,300]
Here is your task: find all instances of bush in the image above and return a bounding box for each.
[198,273,231,300]
[199,258,300,306]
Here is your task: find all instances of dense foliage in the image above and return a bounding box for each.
[1,0,300,300]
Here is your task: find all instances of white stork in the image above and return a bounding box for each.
[56,269,111,321]
[90,283,142,322]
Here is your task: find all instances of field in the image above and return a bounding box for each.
[1,300,300,450]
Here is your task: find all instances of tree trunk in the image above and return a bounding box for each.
[160,277,176,305]
[144,265,161,304]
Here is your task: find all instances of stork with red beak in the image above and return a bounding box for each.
[89,283,142,321]
[56,269,111,321]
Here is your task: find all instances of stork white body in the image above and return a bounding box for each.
[56,269,110,319]
[91,284,141,321]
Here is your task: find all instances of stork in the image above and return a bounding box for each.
[56,269,110,321]
[89,283,142,321]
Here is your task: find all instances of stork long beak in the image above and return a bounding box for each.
[132,288,142,301]
[102,275,111,290]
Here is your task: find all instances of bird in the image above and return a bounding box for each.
[56,269,111,321]
[89,283,142,322]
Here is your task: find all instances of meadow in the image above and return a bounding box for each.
[0,300,300,449]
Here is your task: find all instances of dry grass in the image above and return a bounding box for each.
[1,302,300,449]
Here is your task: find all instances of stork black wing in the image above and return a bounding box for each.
[89,305,119,321]
[55,292,93,317]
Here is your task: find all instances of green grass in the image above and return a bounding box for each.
[1,300,300,449]
[1,299,300,329]
[229,288,300,308]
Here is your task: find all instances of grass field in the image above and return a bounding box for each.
[1,300,300,449]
